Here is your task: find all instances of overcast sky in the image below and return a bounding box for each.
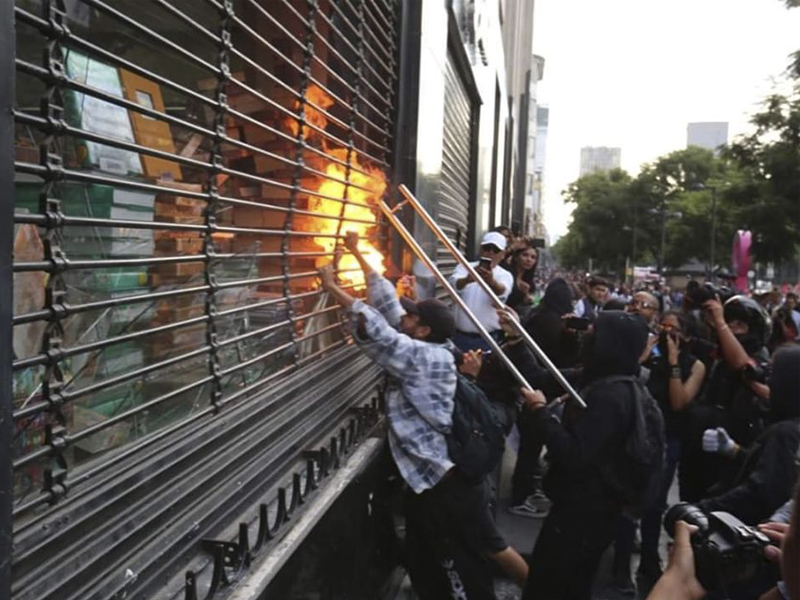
[532,0,800,240]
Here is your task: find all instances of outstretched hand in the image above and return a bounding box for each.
[703,296,724,325]
[459,350,483,378]
[650,520,705,600]
[520,388,546,411]
[318,264,338,291]
[497,307,520,337]
[343,230,360,254]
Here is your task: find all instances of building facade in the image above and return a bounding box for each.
[579,146,622,176]
[686,121,729,154]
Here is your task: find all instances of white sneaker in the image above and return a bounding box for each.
[507,496,550,519]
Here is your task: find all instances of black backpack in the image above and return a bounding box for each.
[592,375,666,517]
[446,374,507,481]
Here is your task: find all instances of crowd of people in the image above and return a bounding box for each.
[318,228,800,600]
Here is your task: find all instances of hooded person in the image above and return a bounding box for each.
[699,345,800,525]
[522,277,579,369]
[521,311,651,600]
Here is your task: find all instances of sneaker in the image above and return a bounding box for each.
[529,490,552,510]
[507,496,550,519]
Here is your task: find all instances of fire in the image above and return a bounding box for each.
[287,85,387,288]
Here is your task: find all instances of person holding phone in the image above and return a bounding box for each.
[449,231,514,352]
[505,239,539,319]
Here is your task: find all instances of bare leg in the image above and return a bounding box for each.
[489,546,529,588]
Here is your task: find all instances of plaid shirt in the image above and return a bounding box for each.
[349,272,456,493]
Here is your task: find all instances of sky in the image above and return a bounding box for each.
[532,0,800,241]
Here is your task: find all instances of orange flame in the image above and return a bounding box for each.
[287,85,386,288]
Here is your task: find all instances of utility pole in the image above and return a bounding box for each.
[709,186,718,283]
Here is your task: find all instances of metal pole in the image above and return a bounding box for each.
[0,0,14,594]
[379,201,536,393]
[709,186,717,283]
[394,185,587,408]
[659,202,667,274]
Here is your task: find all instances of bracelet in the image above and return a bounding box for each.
[669,366,681,379]
[718,323,730,332]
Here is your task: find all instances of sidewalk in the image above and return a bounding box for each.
[393,444,676,600]
[493,445,677,600]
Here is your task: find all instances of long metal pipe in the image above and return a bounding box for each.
[395,184,587,408]
[378,201,535,393]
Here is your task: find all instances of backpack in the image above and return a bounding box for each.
[592,375,666,517]
[446,374,507,481]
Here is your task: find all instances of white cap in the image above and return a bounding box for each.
[481,231,507,251]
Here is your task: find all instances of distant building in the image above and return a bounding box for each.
[579,146,621,176]
[525,104,548,237]
[687,122,728,154]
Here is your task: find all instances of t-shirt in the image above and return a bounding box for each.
[645,350,697,439]
[449,262,514,333]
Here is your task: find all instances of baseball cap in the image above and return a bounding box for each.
[399,296,456,343]
[480,231,507,251]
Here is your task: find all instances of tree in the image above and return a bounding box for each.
[552,169,641,274]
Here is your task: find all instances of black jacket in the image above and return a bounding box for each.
[700,345,800,524]
[523,278,580,368]
[531,311,649,510]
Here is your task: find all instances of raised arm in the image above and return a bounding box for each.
[343,230,375,277]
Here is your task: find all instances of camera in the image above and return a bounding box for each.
[478,257,492,271]
[685,282,719,308]
[664,503,772,592]
[739,361,770,384]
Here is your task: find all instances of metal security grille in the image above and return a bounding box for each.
[8,0,398,598]
[436,49,475,275]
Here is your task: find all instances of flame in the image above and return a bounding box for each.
[287,85,387,288]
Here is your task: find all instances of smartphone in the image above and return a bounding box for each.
[478,257,492,270]
[564,317,591,331]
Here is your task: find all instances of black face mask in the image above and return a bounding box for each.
[735,332,762,356]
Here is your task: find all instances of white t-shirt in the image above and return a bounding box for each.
[449,262,514,333]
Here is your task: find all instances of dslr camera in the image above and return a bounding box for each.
[664,503,772,592]
[685,282,735,308]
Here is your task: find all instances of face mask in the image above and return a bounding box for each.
[734,332,761,356]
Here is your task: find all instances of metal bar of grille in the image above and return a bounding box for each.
[11,269,358,371]
[9,0,399,592]
[151,0,221,44]
[15,7,219,109]
[312,7,394,107]
[227,5,391,153]
[17,53,380,182]
[241,0,393,130]
[79,0,221,76]
[0,0,14,593]
[15,110,383,201]
[325,1,395,89]
[11,246,369,273]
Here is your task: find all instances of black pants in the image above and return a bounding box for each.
[511,410,545,504]
[405,472,505,600]
[522,504,619,600]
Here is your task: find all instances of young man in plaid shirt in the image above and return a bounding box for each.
[318,232,528,599]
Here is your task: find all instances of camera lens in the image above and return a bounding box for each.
[664,503,709,537]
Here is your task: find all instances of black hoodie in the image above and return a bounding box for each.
[700,345,800,524]
[533,311,650,510]
[523,278,579,368]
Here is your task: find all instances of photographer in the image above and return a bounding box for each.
[646,481,800,600]
[699,345,800,525]
[681,295,772,502]
[450,231,514,352]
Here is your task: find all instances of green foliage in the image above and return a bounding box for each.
[722,88,800,264]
